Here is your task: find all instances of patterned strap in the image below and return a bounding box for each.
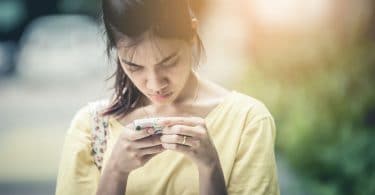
[88,100,110,171]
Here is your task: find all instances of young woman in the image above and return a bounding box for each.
[56,0,280,194]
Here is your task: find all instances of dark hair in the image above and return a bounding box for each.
[100,0,205,118]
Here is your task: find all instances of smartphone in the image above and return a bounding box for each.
[133,117,164,134]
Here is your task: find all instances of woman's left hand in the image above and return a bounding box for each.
[159,117,220,169]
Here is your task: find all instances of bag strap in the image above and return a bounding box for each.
[88,100,110,171]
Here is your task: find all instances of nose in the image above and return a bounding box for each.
[146,71,168,94]
[147,79,168,94]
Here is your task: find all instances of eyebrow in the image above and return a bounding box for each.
[121,50,179,67]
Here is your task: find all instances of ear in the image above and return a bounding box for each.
[191,18,199,30]
[189,18,199,45]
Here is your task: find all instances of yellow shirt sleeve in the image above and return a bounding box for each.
[227,114,280,195]
[55,106,100,195]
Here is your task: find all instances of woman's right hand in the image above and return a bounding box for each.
[107,123,164,176]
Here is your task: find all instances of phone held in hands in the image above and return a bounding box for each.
[133,117,165,134]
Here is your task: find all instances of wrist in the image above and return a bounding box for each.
[197,158,221,174]
[198,151,222,170]
[197,158,228,195]
[97,159,129,195]
[105,158,130,179]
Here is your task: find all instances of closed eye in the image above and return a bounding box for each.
[161,57,179,67]
[125,63,143,72]
[121,50,180,71]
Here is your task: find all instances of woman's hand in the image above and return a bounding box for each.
[159,117,228,195]
[97,123,164,195]
[107,123,165,176]
[159,117,220,169]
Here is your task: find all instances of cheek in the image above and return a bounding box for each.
[169,63,192,86]
[128,74,144,88]
[120,66,144,89]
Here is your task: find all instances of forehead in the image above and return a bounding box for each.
[117,34,189,64]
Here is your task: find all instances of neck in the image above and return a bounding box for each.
[174,70,199,105]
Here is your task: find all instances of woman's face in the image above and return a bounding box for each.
[117,34,194,105]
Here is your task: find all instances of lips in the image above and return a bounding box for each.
[150,92,172,100]
[149,91,171,97]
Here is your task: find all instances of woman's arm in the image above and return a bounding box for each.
[198,157,228,195]
[96,125,164,195]
[227,116,280,195]
[96,160,129,195]
[56,106,100,195]
[159,117,229,195]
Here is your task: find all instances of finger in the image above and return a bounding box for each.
[159,116,205,127]
[162,125,202,138]
[162,143,191,155]
[124,124,154,141]
[132,135,162,149]
[138,145,165,156]
[160,134,197,147]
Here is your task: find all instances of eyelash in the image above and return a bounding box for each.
[163,59,179,67]
[126,59,179,72]
[127,64,142,72]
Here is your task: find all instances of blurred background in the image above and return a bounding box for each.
[0,0,374,194]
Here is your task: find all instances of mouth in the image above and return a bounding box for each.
[149,92,173,101]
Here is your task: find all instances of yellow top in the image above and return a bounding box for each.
[56,91,280,195]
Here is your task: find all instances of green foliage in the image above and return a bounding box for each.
[237,39,375,195]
